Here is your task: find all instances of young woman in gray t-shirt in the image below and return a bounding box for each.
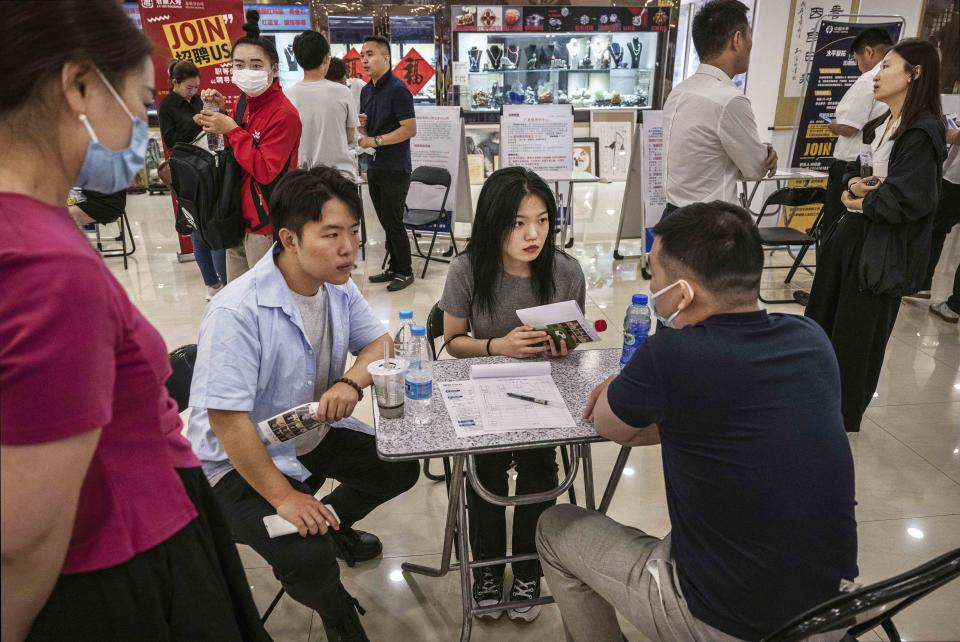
[438,167,586,623]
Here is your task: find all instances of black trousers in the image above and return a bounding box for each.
[467,447,558,580]
[212,429,419,621]
[368,169,412,276]
[921,179,960,291]
[948,264,960,314]
[820,159,850,243]
[28,468,270,642]
[805,215,900,432]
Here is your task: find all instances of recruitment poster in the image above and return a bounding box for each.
[139,0,246,114]
[409,106,474,231]
[790,20,903,171]
[139,0,245,255]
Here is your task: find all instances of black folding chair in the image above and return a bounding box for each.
[753,187,825,304]
[763,547,960,642]
[398,166,460,278]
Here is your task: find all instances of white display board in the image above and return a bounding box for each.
[639,110,666,223]
[499,104,574,180]
[614,110,664,260]
[784,0,854,97]
[410,106,474,228]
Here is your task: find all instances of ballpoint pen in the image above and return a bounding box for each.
[507,392,550,406]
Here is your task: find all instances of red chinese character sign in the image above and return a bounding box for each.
[392,48,435,96]
[342,48,370,83]
[139,0,246,117]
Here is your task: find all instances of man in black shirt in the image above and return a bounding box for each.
[358,35,418,292]
[536,202,857,642]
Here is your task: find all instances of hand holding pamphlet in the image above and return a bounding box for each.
[257,402,329,445]
[516,300,601,350]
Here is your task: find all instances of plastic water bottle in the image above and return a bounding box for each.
[202,99,225,151]
[405,325,433,426]
[619,293,651,370]
[393,309,416,368]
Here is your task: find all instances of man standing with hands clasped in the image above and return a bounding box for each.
[358,35,418,292]
[661,0,777,216]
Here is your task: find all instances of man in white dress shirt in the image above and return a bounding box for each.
[662,0,776,215]
[822,28,894,236]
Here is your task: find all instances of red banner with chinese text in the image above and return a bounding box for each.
[392,48,434,96]
[139,0,245,254]
[342,48,370,83]
[139,0,245,116]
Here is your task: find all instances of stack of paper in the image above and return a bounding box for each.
[439,362,576,437]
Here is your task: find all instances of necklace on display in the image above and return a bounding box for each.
[628,39,642,68]
[468,46,482,72]
[590,39,606,61]
[609,43,624,69]
[487,45,503,70]
[506,45,520,68]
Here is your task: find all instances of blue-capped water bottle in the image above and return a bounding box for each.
[405,325,433,426]
[619,293,651,370]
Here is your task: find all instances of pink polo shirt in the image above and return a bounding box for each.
[0,192,198,574]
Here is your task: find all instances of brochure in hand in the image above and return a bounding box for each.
[516,300,601,350]
[257,402,328,445]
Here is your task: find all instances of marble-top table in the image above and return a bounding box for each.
[373,347,620,461]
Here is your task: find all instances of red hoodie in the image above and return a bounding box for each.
[225,82,301,236]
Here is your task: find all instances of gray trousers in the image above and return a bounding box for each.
[536,505,847,642]
[225,232,274,281]
[536,504,741,642]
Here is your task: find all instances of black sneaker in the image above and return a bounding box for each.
[507,576,542,622]
[368,270,397,283]
[320,587,369,642]
[472,566,504,619]
[386,273,414,292]
[335,528,383,564]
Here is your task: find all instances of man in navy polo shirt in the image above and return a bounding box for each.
[537,201,858,642]
[358,34,418,292]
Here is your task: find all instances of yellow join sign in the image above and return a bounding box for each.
[163,15,232,68]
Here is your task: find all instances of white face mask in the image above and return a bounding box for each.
[232,69,270,97]
[650,279,693,328]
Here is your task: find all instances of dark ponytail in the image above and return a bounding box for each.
[0,0,152,116]
[233,9,280,67]
[168,59,200,86]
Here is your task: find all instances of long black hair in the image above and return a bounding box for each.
[1,0,152,117]
[233,10,279,68]
[865,38,944,142]
[466,167,557,313]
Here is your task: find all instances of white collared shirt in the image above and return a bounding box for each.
[662,64,768,207]
[833,62,885,161]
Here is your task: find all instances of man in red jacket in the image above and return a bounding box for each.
[199,12,301,281]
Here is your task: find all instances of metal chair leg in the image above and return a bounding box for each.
[421,229,439,279]
[560,446,577,505]
[423,458,445,482]
[261,588,285,623]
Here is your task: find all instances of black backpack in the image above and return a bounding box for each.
[168,96,247,250]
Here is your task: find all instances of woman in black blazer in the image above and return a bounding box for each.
[805,39,947,433]
[157,60,227,297]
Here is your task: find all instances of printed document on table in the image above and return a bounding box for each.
[439,380,486,437]
[473,375,575,432]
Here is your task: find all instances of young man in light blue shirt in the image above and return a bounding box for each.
[186,166,419,642]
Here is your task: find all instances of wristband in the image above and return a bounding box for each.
[334,377,363,401]
[486,338,494,356]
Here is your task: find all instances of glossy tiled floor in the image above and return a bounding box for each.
[104,184,959,641]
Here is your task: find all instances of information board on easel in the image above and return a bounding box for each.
[614,110,664,272]
[499,104,574,180]
[410,106,474,236]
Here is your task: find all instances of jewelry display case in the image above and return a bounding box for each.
[451,5,674,115]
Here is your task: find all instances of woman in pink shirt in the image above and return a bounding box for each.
[0,3,267,640]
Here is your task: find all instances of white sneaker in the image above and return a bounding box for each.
[206,284,223,301]
[929,301,959,324]
[507,576,542,622]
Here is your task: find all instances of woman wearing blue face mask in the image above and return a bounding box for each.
[0,2,268,640]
